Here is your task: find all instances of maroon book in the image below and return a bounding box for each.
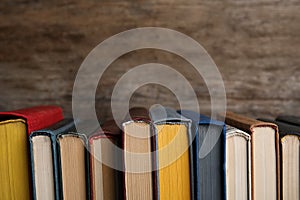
[89,119,122,200]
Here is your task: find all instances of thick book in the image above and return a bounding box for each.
[122,107,153,200]
[89,119,122,200]
[226,125,251,200]
[225,112,280,200]
[259,118,300,200]
[29,119,75,200]
[179,110,226,200]
[0,106,63,200]
[151,107,194,200]
[56,130,89,200]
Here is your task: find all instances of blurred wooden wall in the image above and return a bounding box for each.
[0,0,299,120]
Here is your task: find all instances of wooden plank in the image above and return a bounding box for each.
[0,0,299,120]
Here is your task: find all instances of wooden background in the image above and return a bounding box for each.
[0,0,299,121]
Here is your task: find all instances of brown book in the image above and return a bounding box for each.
[89,120,122,200]
[224,112,280,200]
[122,107,153,200]
[258,118,300,200]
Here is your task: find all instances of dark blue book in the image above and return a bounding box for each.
[178,110,226,200]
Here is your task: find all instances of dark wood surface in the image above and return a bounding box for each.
[0,0,299,120]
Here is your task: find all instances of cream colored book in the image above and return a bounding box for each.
[226,125,251,200]
[225,112,280,200]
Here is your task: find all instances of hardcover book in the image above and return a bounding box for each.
[57,131,88,200]
[29,119,75,200]
[259,118,300,200]
[0,106,63,200]
[89,119,122,200]
[225,112,280,200]
[151,107,194,200]
[226,125,251,200]
[179,110,226,200]
[122,107,153,200]
[276,115,300,127]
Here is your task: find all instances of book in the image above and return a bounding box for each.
[122,107,153,200]
[29,119,76,200]
[89,119,122,200]
[0,105,63,200]
[258,118,300,200]
[226,125,251,200]
[57,131,88,200]
[225,112,280,200]
[151,106,194,200]
[276,115,300,127]
[179,110,226,200]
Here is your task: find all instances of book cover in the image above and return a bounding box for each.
[122,107,153,200]
[276,115,300,127]
[56,131,89,200]
[225,111,280,200]
[0,105,64,133]
[150,106,194,200]
[89,119,122,200]
[179,110,226,200]
[0,105,63,200]
[259,118,300,200]
[226,125,251,200]
[29,118,75,200]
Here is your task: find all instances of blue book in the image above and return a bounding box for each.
[178,110,226,200]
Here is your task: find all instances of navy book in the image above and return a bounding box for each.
[179,110,226,200]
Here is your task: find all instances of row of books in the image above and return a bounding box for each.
[0,105,299,200]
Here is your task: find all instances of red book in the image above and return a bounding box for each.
[0,105,64,133]
[0,105,64,200]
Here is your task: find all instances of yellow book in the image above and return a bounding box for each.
[157,124,191,200]
[150,106,193,200]
[0,119,31,200]
[0,105,64,199]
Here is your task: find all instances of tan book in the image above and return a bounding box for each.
[224,111,280,200]
[57,133,87,200]
[122,107,153,200]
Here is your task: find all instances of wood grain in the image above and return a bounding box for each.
[0,0,299,120]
